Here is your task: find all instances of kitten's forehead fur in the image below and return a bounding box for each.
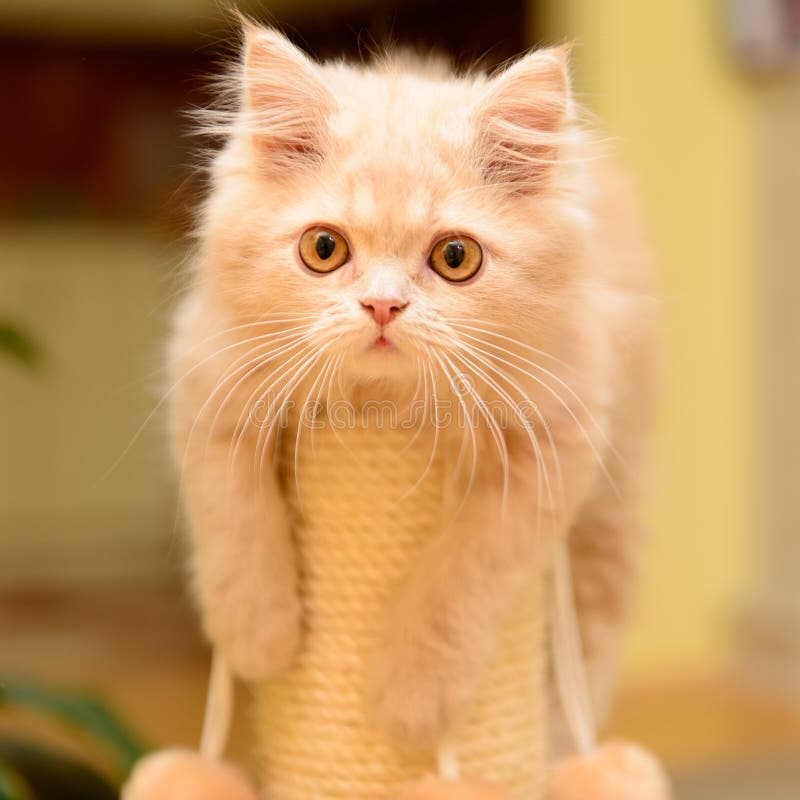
[322,66,477,251]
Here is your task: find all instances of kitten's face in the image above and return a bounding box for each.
[200,27,585,394]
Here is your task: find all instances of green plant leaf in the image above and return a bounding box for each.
[0,759,35,800]
[0,680,146,774]
[0,739,117,800]
[0,322,43,370]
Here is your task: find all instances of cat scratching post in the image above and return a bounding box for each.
[256,417,548,800]
[123,414,670,800]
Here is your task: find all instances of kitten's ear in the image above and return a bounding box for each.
[240,21,333,172]
[474,45,573,191]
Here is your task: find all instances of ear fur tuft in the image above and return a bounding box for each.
[474,45,573,191]
[240,23,334,173]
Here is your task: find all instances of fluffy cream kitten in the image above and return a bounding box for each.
[169,21,653,751]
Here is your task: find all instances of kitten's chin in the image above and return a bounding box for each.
[341,344,418,386]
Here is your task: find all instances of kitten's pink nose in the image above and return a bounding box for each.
[360,297,407,326]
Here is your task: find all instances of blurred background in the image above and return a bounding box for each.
[1,0,798,798]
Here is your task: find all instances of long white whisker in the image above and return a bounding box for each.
[451,344,551,537]
[312,350,340,463]
[203,330,319,457]
[252,345,323,483]
[115,314,326,392]
[101,324,314,482]
[293,348,336,508]
[216,335,319,475]
[255,342,336,489]
[449,320,580,375]
[454,338,562,502]
[385,348,439,510]
[463,336,619,498]
[176,333,316,518]
[445,349,511,514]
[226,341,320,485]
[451,323,625,469]
[434,350,478,521]
[163,331,318,536]
[398,355,430,455]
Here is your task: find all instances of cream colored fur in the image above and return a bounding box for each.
[162,19,657,794]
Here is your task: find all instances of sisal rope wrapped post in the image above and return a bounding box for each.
[254,416,548,800]
[122,414,671,800]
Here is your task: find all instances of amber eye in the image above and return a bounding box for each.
[299,227,350,273]
[429,236,482,283]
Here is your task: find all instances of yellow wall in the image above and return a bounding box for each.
[539,2,759,678]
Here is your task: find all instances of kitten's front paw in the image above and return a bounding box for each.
[367,639,475,750]
[204,585,301,682]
